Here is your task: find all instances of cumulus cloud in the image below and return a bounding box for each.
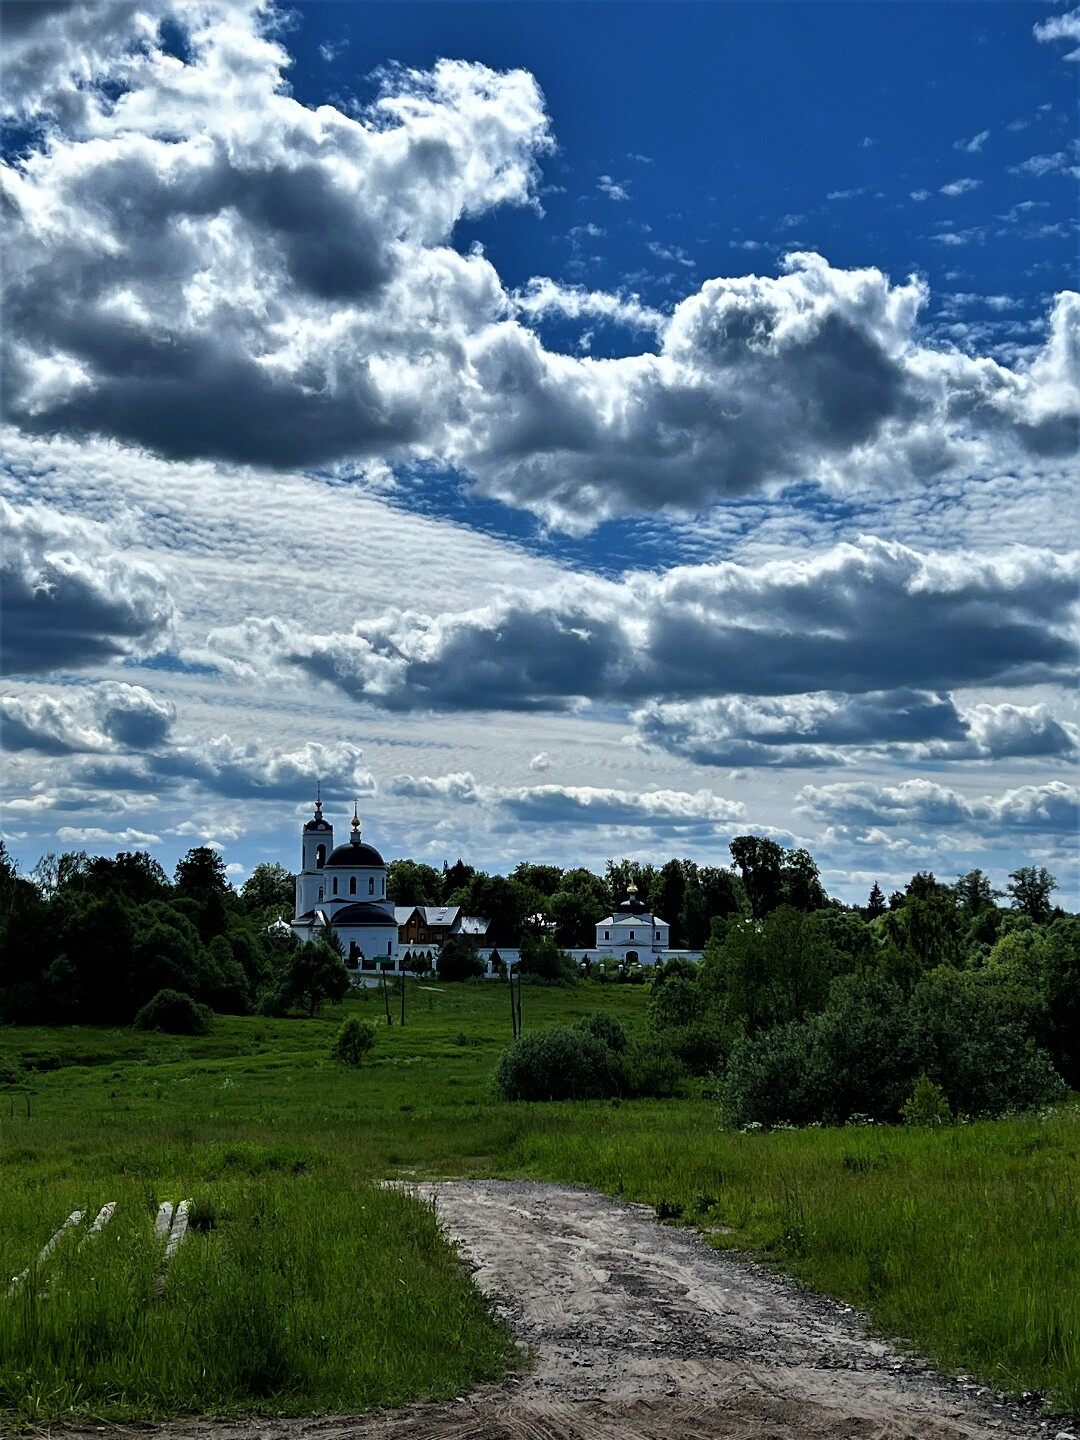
[0,682,174,754]
[1,499,176,673]
[954,130,990,153]
[1034,7,1080,60]
[386,771,746,829]
[81,737,375,802]
[0,2,1075,534]
[207,539,1080,712]
[630,692,1076,767]
[940,177,982,196]
[798,779,1078,835]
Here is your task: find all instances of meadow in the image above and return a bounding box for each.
[1,980,1077,1425]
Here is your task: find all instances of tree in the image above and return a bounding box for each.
[517,932,579,986]
[330,1016,378,1067]
[550,869,610,947]
[780,848,827,912]
[865,882,887,919]
[650,860,693,946]
[175,847,230,897]
[388,859,442,906]
[441,858,475,900]
[512,862,564,896]
[134,989,210,1035]
[435,935,485,982]
[729,836,784,919]
[269,941,350,1016]
[954,868,1002,916]
[240,862,295,916]
[31,850,89,899]
[86,851,171,904]
[1007,866,1058,923]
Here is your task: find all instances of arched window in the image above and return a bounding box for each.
[332,876,338,895]
[626,950,639,964]
[350,876,356,895]
[380,876,385,895]
[369,876,375,895]
[318,886,323,901]
[387,940,393,955]
[316,844,326,868]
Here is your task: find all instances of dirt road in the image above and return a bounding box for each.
[53,1180,1062,1440]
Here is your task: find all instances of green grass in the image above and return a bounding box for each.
[2,980,1078,1423]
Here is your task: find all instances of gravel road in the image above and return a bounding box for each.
[51,1179,1062,1440]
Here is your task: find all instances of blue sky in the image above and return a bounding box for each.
[1,0,1077,904]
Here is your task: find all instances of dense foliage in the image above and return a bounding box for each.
[1,835,1074,1127]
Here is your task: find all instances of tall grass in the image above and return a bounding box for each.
[0,1143,516,1424]
[502,1102,1080,1415]
[2,985,1078,1421]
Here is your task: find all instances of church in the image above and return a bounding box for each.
[290,795,699,972]
[291,796,399,968]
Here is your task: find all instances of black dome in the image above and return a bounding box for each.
[326,902,394,926]
[304,817,332,832]
[324,837,385,868]
[616,893,647,915]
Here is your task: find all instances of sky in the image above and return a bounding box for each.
[1,0,1077,906]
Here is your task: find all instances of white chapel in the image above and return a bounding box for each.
[291,796,399,968]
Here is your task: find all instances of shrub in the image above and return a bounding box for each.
[574,1012,629,1052]
[719,970,1066,1129]
[901,1073,952,1127]
[435,935,486,982]
[330,1017,378,1068]
[517,934,579,986]
[494,1026,619,1101]
[133,988,211,1035]
[618,1039,686,1099]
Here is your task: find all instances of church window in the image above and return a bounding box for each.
[332,877,338,895]
[350,877,356,895]
[629,930,635,939]
[604,930,609,940]
[387,941,393,955]
[316,844,326,868]
[381,876,385,895]
[369,877,375,895]
[318,886,323,901]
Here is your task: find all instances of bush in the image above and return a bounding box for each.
[330,1017,378,1067]
[517,933,579,986]
[719,971,1066,1129]
[901,1073,952,1127]
[494,1026,620,1101]
[435,935,486,982]
[618,1039,686,1099]
[133,988,211,1035]
[574,1011,629,1052]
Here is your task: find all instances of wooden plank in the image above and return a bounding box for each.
[7,1209,83,1295]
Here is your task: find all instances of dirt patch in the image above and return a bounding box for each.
[47,1180,1053,1440]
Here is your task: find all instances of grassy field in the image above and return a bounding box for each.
[1,979,1078,1424]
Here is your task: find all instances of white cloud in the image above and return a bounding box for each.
[207,538,1079,713]
[940,178,982,197]
[1010,150,1080,179]
[3,5,1073,536]
[1034,7,1080,60]
[954,130,990,153]
[1,683,175,755]
[387,771,746,829]
[1,499,176,674]
[798,779,1078,836]
[597,175,630,201]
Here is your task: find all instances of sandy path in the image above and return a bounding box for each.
[50,1180,1061,1440]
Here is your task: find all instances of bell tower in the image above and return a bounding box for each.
[296,789,333,916]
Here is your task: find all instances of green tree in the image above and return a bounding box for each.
[550,869,610,947]
[512,862,565,896]
[441,858,475,901]
[1007,866,1058,923]
[387,859,443,906]
[86,851,171,903]
[330,1016,378,1067]
[269,941,350,1017]
[780,847,827,911]
[175,846,231,897]
[954,868,1002,916]
[866,882,887,919]
[517,932,579,986]
[133,988,211,1035]
[650,859,693,946]
[435,935,486,982]
[729,836,784,919]
[240,862,295,916]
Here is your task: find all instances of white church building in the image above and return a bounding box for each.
[291,796,700,972]
[292,797,399,968]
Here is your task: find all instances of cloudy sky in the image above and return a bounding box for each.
[2,0,1077,904]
